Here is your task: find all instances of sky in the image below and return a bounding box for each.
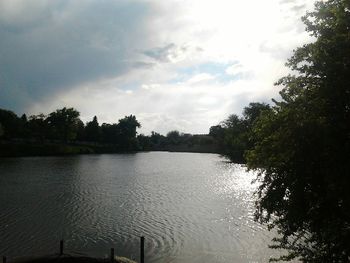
[0,0,316,134]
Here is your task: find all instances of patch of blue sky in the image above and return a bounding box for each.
[116,81,141,91]
[179,62,233,75]
[169,61,243,84]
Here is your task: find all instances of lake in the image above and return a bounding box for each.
[0,152,279,262]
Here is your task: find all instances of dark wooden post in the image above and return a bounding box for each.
[110,248,115,262]
[140,236,145,263]
[3,256,6,263]
[60,240,64,255]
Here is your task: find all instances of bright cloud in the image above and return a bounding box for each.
[0,0,316,134]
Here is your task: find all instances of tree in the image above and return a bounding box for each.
[46,107,81,142]
[243,103,272,150]
[149,131,165,148]
[20,114,27,123]
[243,102,271,127]
[0,123,4,137]
[220,114,247,162]
[246,0,350,261]
[116,115,141,150]
[209,103,271,162]
[0,108,21,139]
[117,115,141,138]
[18,114,29,138]
[137,134,152,150]
[209,125,225,139]
[85,116,100,142]
[166,130,180,145]
[28,114,48,141]
[100,123,118,143]
[99,115,141,150]
[75,119,85,141]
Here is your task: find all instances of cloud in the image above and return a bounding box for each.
[0,0,317,134]
[27,66,280,135]
[279,0,296,3]
[143,43,202,64]
[187,73,215,84]
[279,0,310,17]
[142,43,185,63]
[0,0,154,111]
[292,4,307,12]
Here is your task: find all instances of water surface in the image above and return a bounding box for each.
[0,152,278,262]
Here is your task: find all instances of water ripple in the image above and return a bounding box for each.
[0,153,283,262]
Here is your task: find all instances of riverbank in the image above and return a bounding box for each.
[0,140,220,157]
[10,255,136,263]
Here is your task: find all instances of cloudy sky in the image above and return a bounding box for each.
[0,0,316,134]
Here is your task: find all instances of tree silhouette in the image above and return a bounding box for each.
[246,0,350,261]
[28,114,48,142]
[47,107,81,142]
[0,108,21,139]
[85,116,100,142]
[116,115,141,150]
[0,123,4,137]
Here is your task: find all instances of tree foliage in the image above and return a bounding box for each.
[115,115,141,150]
[246,0,350,261]
[166,130,181,145]
[0,108,22,138]
[209,102,271,163]
[28,114,48,141]
[47,107,81,142]
[0,107,142,151]
[0,123,4,137]
[85,116,100,142]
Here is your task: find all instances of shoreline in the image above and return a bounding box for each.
[0,140,220,158]
[8,255,136,263]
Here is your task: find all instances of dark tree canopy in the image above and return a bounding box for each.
[243,102,270,126]
[166,130,181,145]
[0,123,4,137]
[28,114,48,141]
[47,107,81,142]
[116,115,141,150]
[0,106,143,152]
[246,0,350,261]
[0,108,22,138]
[208,102,271,163]
[117,115,141,139]
[85,116,100,142]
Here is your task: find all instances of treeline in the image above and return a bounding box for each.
[0,107,141,151]
[208,102,271,163]
[138,102,273,161]
[0,107,219,155]
[0,103,270,158]
[138,131,218,153]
